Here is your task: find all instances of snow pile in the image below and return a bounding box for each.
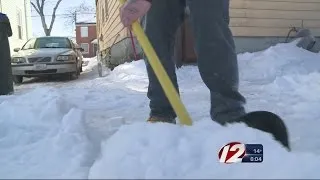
[238,41,320,84]
[88,42,320,179]
[106,59,149,92]
[0,88,94,179]
[82,56,98,72]
[89,121,319,179]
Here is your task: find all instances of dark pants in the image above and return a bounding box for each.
[144,0,246,124]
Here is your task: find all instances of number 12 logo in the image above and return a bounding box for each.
[218,142,246,164]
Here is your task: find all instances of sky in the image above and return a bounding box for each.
[31,0,96,37]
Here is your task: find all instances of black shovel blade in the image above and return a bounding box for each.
[238,111,290,151]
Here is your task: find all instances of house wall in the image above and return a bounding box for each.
[96,0,127,54]
[1,0,32,55]
[229,0,320,37]
[229,0,320,53]
[177,0,320,62]
[96,0,143,68]
[75,23,97,58]
[96,0,320,68]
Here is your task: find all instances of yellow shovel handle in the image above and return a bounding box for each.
[118,0,192,126]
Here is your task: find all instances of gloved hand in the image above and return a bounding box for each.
[120,0,151,27]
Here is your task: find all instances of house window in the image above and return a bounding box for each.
[80,43,89,54]
[80,26,88,37]
[17,8,23,39]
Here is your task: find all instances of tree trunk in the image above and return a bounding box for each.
[31,0,63,36]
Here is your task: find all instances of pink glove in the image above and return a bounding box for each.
[120,0,151,27]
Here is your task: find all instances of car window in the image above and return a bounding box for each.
[22,38,36,50]
[33,37,72,49]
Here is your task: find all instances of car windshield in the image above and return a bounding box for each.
[22,37,72,49]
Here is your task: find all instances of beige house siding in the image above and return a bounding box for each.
[1,0,32,55]
[96,0,143,69]
[96,0,320,68]
[97,0,320,41]
[229,0,320,36]
[96,0,127,56]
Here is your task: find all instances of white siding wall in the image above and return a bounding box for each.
[1,0,32,55]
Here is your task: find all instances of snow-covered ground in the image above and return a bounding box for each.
[1,41,320,178]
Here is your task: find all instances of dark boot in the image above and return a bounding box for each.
[147,116,176,124]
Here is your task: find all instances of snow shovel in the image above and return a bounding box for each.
[118,0,290,151]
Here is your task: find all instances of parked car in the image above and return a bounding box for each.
[11,36,84,84]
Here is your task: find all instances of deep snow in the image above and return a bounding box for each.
[1,41,320,178]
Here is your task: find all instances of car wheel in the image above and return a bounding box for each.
[68,64,79,80]
[13,75,23,84]
[68,71,79,80]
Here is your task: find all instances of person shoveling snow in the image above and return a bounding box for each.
[119,0,289,150]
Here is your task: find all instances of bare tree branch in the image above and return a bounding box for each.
[30,2,40,14]
[63,1,95,27]
[36,0,41,12]
[40,0,45,12]
[48,0,63,35]
[30,0,63,36]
